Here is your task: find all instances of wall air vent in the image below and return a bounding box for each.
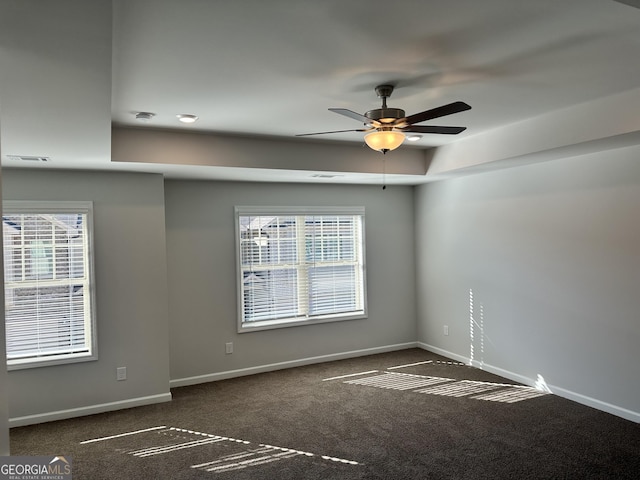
[7,155,50,162]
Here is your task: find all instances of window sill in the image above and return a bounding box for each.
[238,311,367,333]
[7,352,98,371]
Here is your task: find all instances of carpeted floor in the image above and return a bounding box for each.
[10,349,640,479]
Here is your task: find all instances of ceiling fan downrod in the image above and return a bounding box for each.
[366,85,406,124]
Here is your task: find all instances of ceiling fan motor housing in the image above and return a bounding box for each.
[367,85,405,125]
[365,107,406,125]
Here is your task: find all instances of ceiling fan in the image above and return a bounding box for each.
[297,84,471,154]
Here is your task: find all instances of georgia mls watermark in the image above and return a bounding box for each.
[0,456,72,480]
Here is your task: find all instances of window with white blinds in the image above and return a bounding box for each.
[3,201,97,369]
[235,206,367,332]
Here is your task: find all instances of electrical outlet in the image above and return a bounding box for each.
[444,325,449,336]
[225,342,233,354]
[116,366,127,381]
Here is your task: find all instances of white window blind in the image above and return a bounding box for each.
[3,201,97,369]
[235,206,366,332]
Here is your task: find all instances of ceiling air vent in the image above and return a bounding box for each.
[7,155,50,162]
[310,174,341,178]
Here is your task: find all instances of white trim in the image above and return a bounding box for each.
[170,342,418,388]
[417,342,640,424]
[235,207,367,333]
[3,200,93,214]
[416,343,470,366]
[237,312,367,333]
[3,201,99,369]
[9,393,172,428]
[235,205,366,216]
[545,384,640,424]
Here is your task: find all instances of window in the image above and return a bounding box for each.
[235,206,366,332]
[3,201,97,369]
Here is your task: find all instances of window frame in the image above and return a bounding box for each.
[3,200,98,370]
[234,206,367,333]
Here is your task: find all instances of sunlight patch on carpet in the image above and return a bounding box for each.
[341,371,550,403]
[472,386,549,403]
[80,426,168,444]
[387,360,433,370]
[322,370,379,381]
[192,446,304,473]
[345,372,453,390]
[415,379,501,398]
[81,426,361,474]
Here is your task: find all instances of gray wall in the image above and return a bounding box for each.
[0,167,9,453]
[3,169,171,422]
[165,181,417,382]
[3,170,416,424]
[415,145,640,421]
[6,145,639,425]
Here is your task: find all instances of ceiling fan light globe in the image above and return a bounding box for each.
[364,131,405,152]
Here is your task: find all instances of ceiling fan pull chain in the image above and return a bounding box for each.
[382,156,387,190]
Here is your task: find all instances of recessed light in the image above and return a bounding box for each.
[135,112,155,122]
[177,114,199,124]
[407,135,422,142]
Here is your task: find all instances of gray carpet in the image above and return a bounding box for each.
[10,349,640,479]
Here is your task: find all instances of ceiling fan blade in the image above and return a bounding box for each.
[401,125,467,135]
[296,128,372,137]
[403,101,471,125]
[328,108,375,125]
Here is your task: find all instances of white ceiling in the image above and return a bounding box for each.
[2,0,640,184]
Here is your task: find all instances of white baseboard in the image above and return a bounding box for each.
[170,342,418,388]
[417,342,640,424]
[9,393,173,428]
[9,343,417,427]
[544,384,640,424]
